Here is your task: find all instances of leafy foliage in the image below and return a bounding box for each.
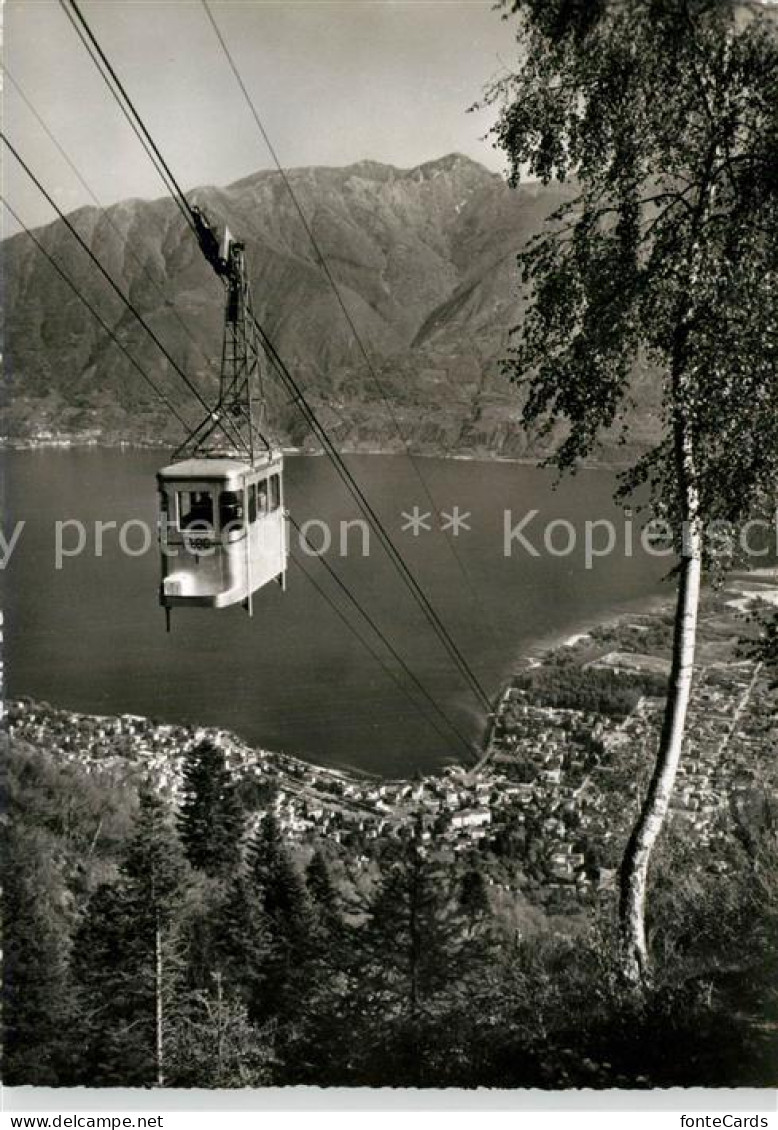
[484,0,777,551]
[513,664,667,716]
[3,736,777,1087]
[743,609,778,684]
[483,0,778,984]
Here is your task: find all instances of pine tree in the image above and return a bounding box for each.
[249,813,309,928]
[290,847,354,1080]
[248,811,283,879]
[123,788,187,906]
[1,825,73,1085]
[367,838,462,1017]
[306,849,341,933]
[126,789,188,1086]
[178,740,244,877]
[71,881,151,1086]
[245,814,312,1024]
[459,864,491,930]
[72,790,189,1086]
[351,826,474,1084]
[211,872,273,1019]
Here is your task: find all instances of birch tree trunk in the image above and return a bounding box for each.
[618,419,703,984]
[617,132,721,985]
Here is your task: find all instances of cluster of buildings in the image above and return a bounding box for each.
[5,698,495,854]
[1,428,105,449]
[479,585,777,901]
[661,661,769,836]
[7,578,776,906]
[484,689,631,895]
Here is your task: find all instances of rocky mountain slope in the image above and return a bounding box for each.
[1,154,660,458]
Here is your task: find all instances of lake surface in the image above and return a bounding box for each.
[2,450,668,776]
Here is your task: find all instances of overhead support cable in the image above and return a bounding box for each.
[292,556,476,758]
[252,314,494,713]
[200,0,500,646]
[2,196,193,434]
[35,7,494,715]
[1,133,246,456]
[290,522,476,758]
[2,155,477,755]
[3,192,472,755]
[1,63,221,382]
[58,0,199,236]
[292,555,473,756]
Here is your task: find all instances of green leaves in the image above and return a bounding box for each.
[487,0,777,537]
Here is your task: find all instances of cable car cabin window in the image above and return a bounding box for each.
[219,490,245,532]
[178,490,214,531]
[269,474,281,512]
[247,483,257,524]
[256,478,269,517]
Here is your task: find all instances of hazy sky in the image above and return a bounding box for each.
[3,0,517,234]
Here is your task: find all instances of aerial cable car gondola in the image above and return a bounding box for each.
[157,207,287,629]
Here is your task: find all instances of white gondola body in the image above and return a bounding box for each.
[157,453,287,609]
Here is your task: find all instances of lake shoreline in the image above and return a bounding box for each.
[7,569,774,780]
[6,585,677,780]
[0,436,632,472]
[1,449,677,775]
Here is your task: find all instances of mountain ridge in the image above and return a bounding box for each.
[1,153,660,459]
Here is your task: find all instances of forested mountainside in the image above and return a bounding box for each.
[2,154,661,458]
[4,580,777,1088]
[4,714,777,1089]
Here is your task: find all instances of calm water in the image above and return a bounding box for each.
[2,450,666,776]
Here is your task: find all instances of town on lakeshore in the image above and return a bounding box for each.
[5,0,778,1093]
[8,570,776,915]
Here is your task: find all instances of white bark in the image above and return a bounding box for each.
[618,426,703,984]
[617,133,720,985]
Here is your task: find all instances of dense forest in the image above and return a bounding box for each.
[513,663,668,719]
[3,734,777,1089]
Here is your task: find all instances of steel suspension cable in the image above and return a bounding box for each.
[58,0,198,237]
[2,164,476,755]
[291,556,473,756]
[200,0,500,646]
[1,134,247,455]
[5,197,472,752]
[289,537,475,758]
[2,63,221,383]
[37,5,494,714]
[252,315,494,712]
[4,194,471,753]
[2,196,193,435]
